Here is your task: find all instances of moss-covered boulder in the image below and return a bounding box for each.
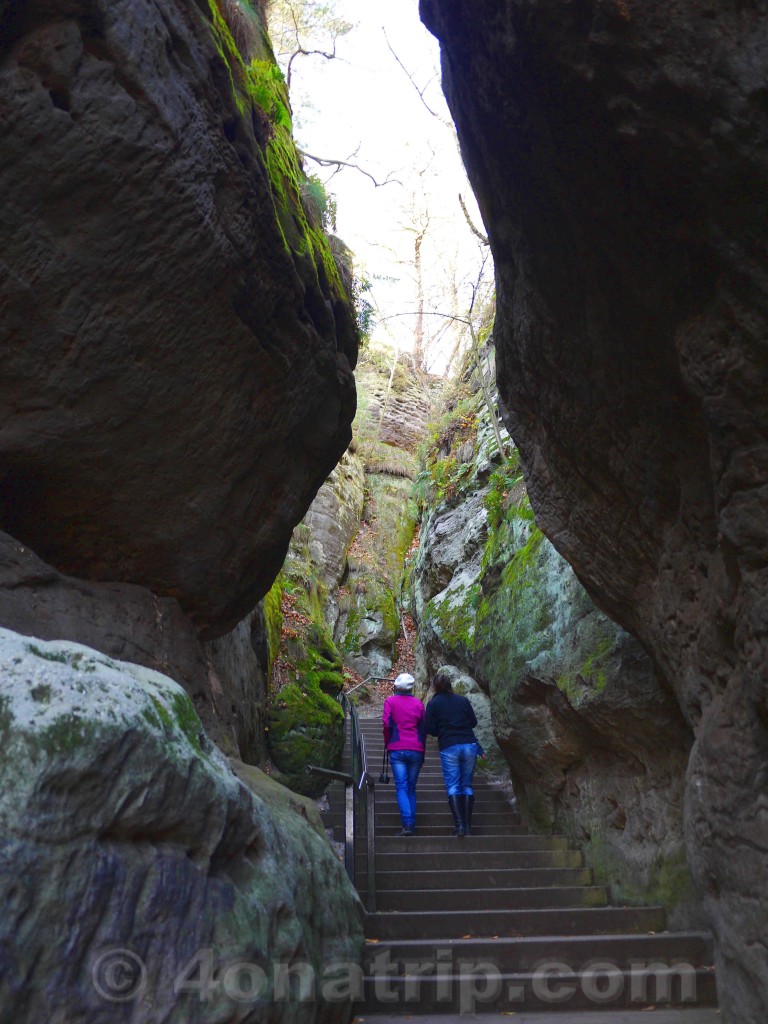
[0,627,363,1024]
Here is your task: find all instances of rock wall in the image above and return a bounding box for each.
[333,350,436,682]
[202,604,272,765]
[0,1,364,1017]
[302,450,367,629]
[477,513,697,926]
[421,0,768,1016]
[266,527,347,797]
[264,349,431,782]
[0,0,357,638]
[0,628,364,1024]
[412,365,698,923]
[0,530,242,756]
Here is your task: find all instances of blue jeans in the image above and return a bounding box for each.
[389,750,424,828]
[439,743,477,797]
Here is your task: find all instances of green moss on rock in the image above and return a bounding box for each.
[263,574,284,671]
[206,0,350,302]
[268,543,346,794]
[38,715,98,757]
[582,833,697,918]
[267,681,344,797]
[426,581,481,659]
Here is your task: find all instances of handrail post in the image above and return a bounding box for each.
[345,776,355,885]
[312,691,377,910]
[365,780,376,913]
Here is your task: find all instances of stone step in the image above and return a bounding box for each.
[323,796,512,816]
[371,787,514,801]
[324,797,519,816]
[372,811,521,827]
[367,867,596,891]
[356,827,528,835]
[357,1013,721,1024]
[363,932,714,971]
[323,819,525,838]
[370,885,609,912]
[371,775,478,784]
[356,967,718,1013]
[373,835,567,854]
[351,724,716,1014]
[325,817,523,835]
[325,781,507,796]
[366,906,667,941]
[369,848,585,873]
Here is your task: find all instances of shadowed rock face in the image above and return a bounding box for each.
[0,0,357,639]
[411,382,696,921]
[421,0,768,1017]
[0,529,276,762]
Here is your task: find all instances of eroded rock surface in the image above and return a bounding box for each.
[332,351,435,681]
[0,530,240,755]
[421,0,768,1015]
[412,378,695,917]
[302,450,366,625]
[0,628,363,1024]
[0,0,357,637]
[202,604,271,764]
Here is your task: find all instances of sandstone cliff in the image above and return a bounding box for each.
[334,349,433,682]
[412,359,697,923]
[264,348,433,785]
[421,0,768,1015]
[0,1,363,1019]
[0,0,357,638]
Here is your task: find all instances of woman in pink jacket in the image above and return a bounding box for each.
[382,673,426,836]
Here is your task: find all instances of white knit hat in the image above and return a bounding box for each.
[393,673,415,691]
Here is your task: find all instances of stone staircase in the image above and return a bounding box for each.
[321,718,719,1016]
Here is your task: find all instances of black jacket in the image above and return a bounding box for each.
[424,692,478,751]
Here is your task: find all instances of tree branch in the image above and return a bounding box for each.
[459,193,489,245]
[299,149,403,188]
[382,28,452,128]
[380,311,471,325]
[286,43,339,88]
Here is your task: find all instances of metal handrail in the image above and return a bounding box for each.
[343,674,393,698]
[308,686,383,913]
[339,691,377,912]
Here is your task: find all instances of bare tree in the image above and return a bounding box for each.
[267,0,352,87]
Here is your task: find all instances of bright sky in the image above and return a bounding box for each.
[280,0,489,374]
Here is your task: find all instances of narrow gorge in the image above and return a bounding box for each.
[0,0,766,1022]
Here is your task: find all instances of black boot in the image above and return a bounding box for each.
[447,797,460,836]
[463,794,474,836]
[448,795,467,838]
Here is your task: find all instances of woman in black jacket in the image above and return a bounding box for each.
[424,671,478,838]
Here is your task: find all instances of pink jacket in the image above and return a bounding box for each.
[382,694,426,752]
